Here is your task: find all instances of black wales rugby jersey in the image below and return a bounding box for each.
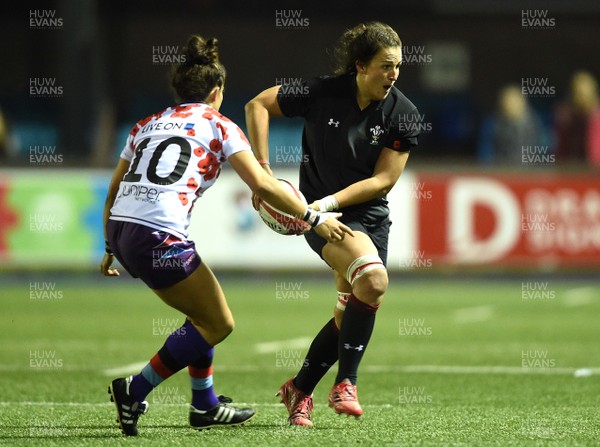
[277,73,419,216]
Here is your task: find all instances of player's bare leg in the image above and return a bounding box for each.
[323,231,388,417]
[153,261,234,346]
[323,231,388,308]
[333,272,352,329]
[109,263,254,436]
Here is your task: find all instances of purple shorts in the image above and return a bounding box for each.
[107,220,201,290]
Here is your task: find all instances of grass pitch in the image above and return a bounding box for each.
[1,274,599,446]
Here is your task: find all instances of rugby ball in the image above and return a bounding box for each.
[257,179,311,235]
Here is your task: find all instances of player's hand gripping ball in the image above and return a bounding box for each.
[257,179,311,235]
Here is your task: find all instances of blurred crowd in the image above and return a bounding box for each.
[477,70,600,167]
[1,70,599,169]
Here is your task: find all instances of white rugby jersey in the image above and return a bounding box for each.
[110,103,251,238]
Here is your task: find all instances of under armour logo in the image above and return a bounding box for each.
[343,343,364,351]
[328,118,340,127]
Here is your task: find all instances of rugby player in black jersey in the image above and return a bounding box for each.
[246,22,420,426]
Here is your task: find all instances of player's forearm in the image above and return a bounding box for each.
[229,151,303,215]
[245,86,284,165]
[244,100,271,162]
[255,176,308,218]
[333,177,395,209]
[329,150,409,209]
[102,214,110,242]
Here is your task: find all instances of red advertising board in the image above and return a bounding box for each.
[416,173,600,267]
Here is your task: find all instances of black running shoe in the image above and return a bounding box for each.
[108,376,149,436]
[189,397,255,429]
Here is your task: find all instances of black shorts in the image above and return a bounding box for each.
[107,220,201,290]
[304,212,391,266]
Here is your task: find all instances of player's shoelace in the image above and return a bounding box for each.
[217,395,233,404]
[332,382,358,403]
[291,395,313,421]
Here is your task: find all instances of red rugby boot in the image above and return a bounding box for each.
[276,377,314,427]
[328,381,363,417]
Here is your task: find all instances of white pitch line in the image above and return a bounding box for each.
[452,305,493,324]
[102,361,147,377]
[99,337,314,376]
[0,365,89,372]
[377,365,600,376]
[5,363,599,377]
[254,337,312,354]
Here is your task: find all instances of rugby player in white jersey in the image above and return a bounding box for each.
[101,34,353,436]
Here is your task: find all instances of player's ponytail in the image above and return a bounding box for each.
[334,22,401,75]
[171,35,226,103]
[185,36,220,65]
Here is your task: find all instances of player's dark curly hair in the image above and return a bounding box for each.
[171,35,226,103]
[334,22,402,75]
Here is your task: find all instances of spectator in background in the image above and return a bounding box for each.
[0,107,18,162]
[554,71,600,166]
[478,85,547,166]
[233,190,256,232]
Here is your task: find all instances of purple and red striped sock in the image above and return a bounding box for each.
[189,349,219,410]
[128,319,213,402]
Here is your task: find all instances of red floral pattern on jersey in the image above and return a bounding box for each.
[206,167,221,182]
[187,177,199,191]
[216,122,228,140]
[197,152,221,181]
[130,124,141,138]
[137,116,153,128]
[172,105,194,119]
[115,102,251,238]
[236,126,251,146]
[206,107,232,123]
[209,139,223,152]
[130,110,165,138]
[193,146,206,157]
[151,110,165,122]
[178,192,189,206]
